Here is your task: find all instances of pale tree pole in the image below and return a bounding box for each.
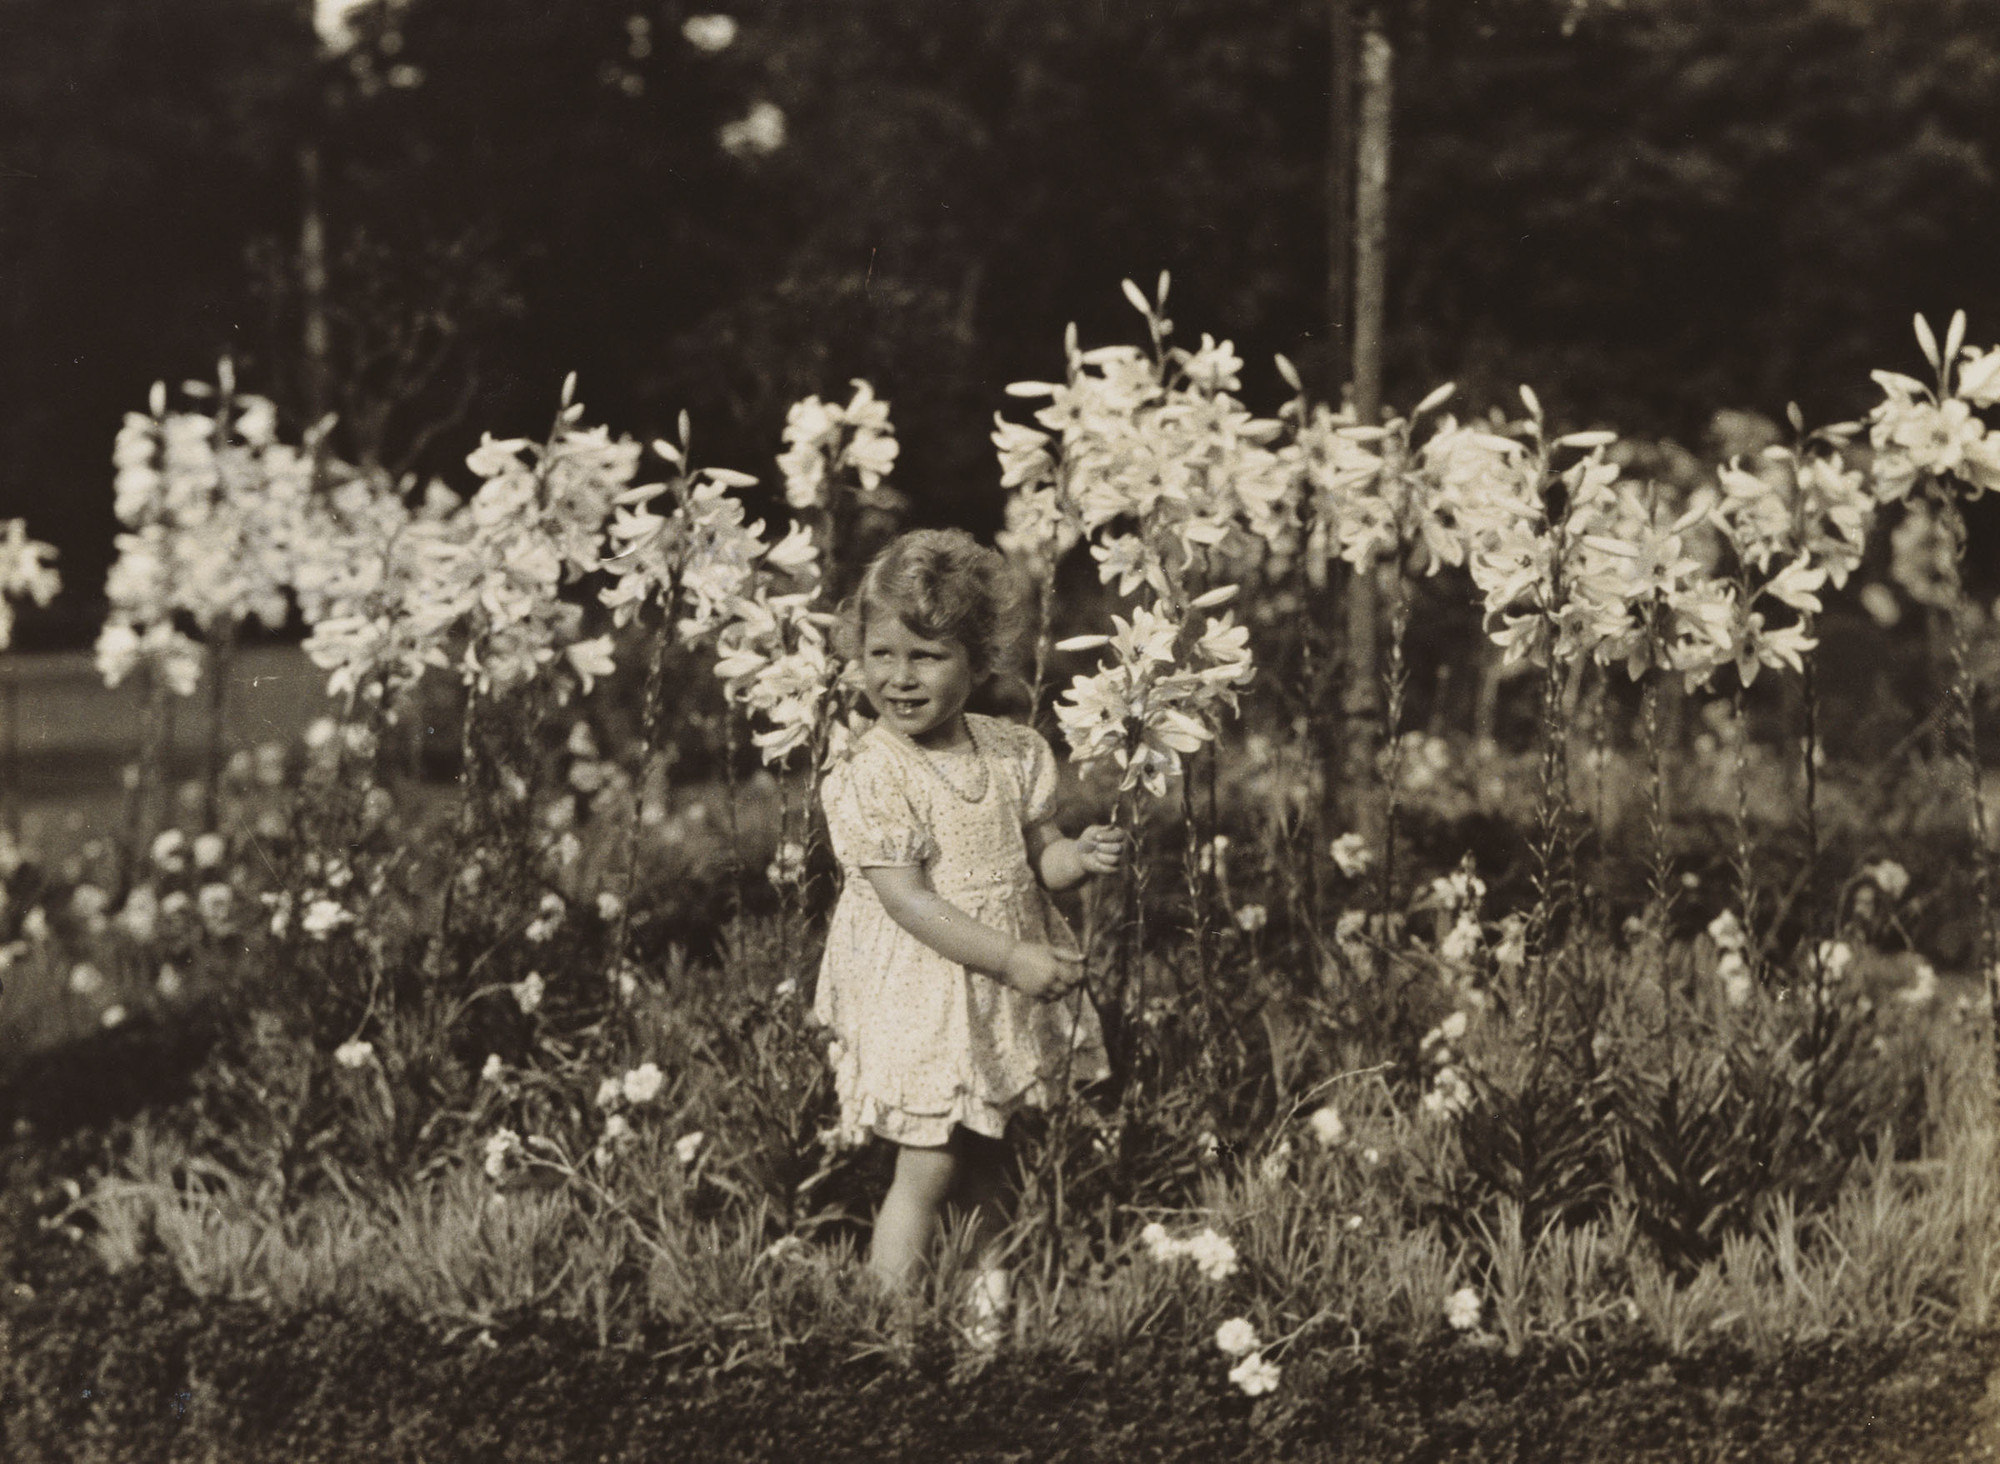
[1339,7,1394,831]
[303,0,363,422]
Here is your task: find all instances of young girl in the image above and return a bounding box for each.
[816,528,1126,1306]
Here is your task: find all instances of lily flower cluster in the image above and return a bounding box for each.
[98,371,316,695]
[777,378,900,513]
[410,381,635,698]
[0,519,60,651]
[1867,312,2000,606]
[1705,436,1866,685]
[597,422,767,643]
[710,384,910,770]
[997,277,1290,602]
[1869,311,2000,504]
[998,280,1271,799]
[1053,595,1254,799]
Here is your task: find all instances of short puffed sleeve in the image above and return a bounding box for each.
[1015,722,1064,827]
[821,740,936,867]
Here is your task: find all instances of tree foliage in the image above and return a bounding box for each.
[5,0,2000,640]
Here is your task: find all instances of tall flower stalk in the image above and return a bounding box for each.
[1867,310,2000,1087]
[597,409,766,979]
[0,520,60,833]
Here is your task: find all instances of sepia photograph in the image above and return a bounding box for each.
[5,0,2000,1458]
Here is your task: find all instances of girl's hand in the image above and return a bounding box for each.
[1005,942,1087,1002]
[1075,824,1128,877]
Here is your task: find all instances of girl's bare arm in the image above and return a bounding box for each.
[862,864,1077,998]
[1026,820,1127,892]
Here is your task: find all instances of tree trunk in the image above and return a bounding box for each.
[300,144,331,423]
[1341,12,1393,819]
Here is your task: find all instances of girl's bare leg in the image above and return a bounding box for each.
[868,1141,959,1292]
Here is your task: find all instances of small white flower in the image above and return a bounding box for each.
[674,1130,705,1165]
[682,13,737,53]
[773,977,798,1000]
[1233,903,1268,933]
[1440,1010,1469,1043]
[511,972,546,1014]
[1307,1105,1347,1149]
[1721,958,1755,1009]
[301,899,352,940]
[1197,833,1231,877]
[115,886,159,943]
[595,1076,624,1109]
[525,892,566,942]
[482,1128,522,1181]
[719,99,786,159]
[480,1053,504,1083]
[1214,1317,1261,1357]
[159,890,190,920]
[1344,1213,1364,1232]
[1361,1147,1381,1166]
[1423,1065,1473,1120]
[22,907,49,942]
[759,1235,809,1266]
[1139,1221,1177,1261]
[1706,909,1747,952]
[1183,1227,1239,1282]
[334,1039,374,1069]
[1259,1139,1293,1183]
[68,962,104,997]
[149,829,188,874]
[1445,1286,1483,1331]
[766,839,808,889]
[196,883,233,932]
[100,1005,128,1030]
[622,1061,665,1105]
[1335,909,1368,952]
[193,832,227,871]
[1899,959,1939,1006]
[603,1113,633,1144]
[156,963,184,999]
[1227,1352,1281,1397]
[1439,913,1482,964]
[1862,860,1910,900]
[1329,832,1374,878]
[1815,940,1855,981]
[615,964,640,1000]
[595,891,623,922]
[70,883,109,928]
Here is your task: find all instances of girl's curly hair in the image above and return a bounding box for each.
[837,528,1033,684]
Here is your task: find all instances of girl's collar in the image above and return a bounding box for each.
[885,715,990,801]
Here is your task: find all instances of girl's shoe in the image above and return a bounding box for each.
[963,1265,1010,1352]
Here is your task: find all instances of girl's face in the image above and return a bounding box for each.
[860,613,978,746]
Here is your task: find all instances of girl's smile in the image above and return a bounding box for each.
[861,616,978,746]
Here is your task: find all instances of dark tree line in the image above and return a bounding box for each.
[5,0,1999,642]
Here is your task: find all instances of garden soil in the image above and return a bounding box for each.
[8,1231,2000,1463]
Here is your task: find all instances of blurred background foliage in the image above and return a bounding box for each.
[5,0,2000,643]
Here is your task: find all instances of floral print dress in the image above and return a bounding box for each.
[815,713,1109,1147]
